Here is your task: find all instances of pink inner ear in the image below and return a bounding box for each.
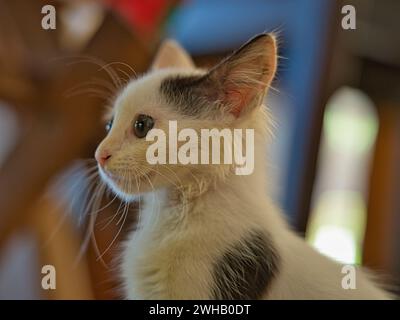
[228,89,249,118]
[225,84,262,118]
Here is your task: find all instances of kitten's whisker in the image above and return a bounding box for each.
[98,169,131,260]
[99,192,124,230]
[117,68,132,85]
[76,182,109,268]
[116,200,128,226]
[98,61,132,89]
[142,166,182,190]
[135,166,162,225]
[76,173,101,224]
[88,193,118,218]
[90,183,110,268]
[103,61,137,79]
[78,176,103,225]
[157,164,185,188]
[65,78,115,95]
[62,55,121,90]
[64,88,111,101]
[98,201,128,261]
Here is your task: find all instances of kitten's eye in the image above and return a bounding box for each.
[105,119,113,132]
[134,114,154,138]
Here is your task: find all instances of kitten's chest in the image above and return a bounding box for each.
[121,217,218,299]
[120,195,261,299]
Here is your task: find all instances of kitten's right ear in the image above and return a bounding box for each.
[151,40,195,70]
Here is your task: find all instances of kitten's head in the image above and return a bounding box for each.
[95,34,277,200]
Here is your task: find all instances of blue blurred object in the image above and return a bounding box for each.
[166,0,336,224]
[167,0,290,55]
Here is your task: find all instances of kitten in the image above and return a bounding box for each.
[95,34,392,299]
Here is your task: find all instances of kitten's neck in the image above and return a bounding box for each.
[140,156,268,229]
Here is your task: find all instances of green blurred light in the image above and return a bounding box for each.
[324,88,378,154]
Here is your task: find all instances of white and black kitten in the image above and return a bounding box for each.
[95,34,391,299]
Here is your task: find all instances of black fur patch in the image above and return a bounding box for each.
[211,230,280,300]
[160,74,212,117]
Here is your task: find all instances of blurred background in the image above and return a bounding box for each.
[0,0,399,299]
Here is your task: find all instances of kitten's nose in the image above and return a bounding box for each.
[95,149,112,167]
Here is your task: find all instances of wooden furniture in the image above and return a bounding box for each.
[0,0,151,299]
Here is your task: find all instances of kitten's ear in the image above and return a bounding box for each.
[151,40,195,70]
[204,33,277,118]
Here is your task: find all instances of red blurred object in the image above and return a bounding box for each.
[105,0,173,38]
